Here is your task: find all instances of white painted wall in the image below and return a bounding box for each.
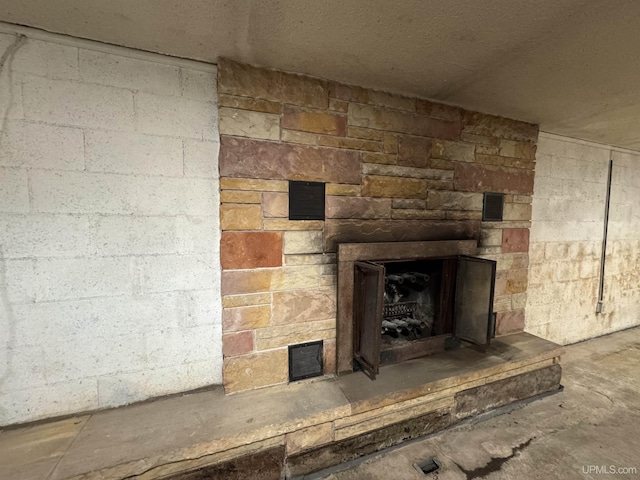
[527,133,640,344]
[0,30,221,426]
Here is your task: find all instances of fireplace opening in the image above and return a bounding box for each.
[352,252,496,379]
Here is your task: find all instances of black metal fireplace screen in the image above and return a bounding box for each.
[353,255,496,379]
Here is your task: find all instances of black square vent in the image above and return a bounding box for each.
[289,341,323,382]
[483,192,504,221]
[289,181,325,220]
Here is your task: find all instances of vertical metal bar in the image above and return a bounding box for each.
[596,157,613,314]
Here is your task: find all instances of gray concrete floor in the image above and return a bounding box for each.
[313,327,640,480]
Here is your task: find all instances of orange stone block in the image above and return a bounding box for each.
[221,231,283,269]
[282,106,347,136]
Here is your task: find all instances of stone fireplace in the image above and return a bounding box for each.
[338,240,497,378]
[217,58,537,394]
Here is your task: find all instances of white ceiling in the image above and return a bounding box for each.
[3,0,640,149]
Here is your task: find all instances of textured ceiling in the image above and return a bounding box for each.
[2,0,640,149]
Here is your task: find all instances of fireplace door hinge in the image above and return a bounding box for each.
[454,256,497,350]
[353,261,384,378]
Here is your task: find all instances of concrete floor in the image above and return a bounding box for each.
[311,327,640,480]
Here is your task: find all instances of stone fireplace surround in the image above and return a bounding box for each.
[218,58,538,394]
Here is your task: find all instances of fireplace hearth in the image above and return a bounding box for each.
[338,240,497,377]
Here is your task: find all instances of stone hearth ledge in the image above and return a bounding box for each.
[2,333,563,480]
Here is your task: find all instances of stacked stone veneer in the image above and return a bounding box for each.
[218,59,539,393]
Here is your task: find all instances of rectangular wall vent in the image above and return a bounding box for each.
[289,181,325,220]
[289,341,323,382]
[482,192,504,221]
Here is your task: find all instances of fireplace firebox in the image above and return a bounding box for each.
[337,240,497,378]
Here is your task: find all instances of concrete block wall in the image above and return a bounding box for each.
[526,133,640,344]
[0,31,221,426]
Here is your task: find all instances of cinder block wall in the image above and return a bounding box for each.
[527,133,640,343]
[218,59,539,393]
[0,32,221,425]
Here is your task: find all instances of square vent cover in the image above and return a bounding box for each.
[289,341,323,382]
[289,181,325,220]
[483,192,504,221]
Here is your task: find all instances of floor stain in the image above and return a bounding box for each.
[453,437,535,479]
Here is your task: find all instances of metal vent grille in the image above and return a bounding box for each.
[288,341,323,382]
[483,192,504,221]
[289,181,325,220]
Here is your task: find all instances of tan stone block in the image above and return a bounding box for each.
[392,198,426,209]
[383,134,398,154]
[263,192,289,218]
[445,211,482,220]
[218,58,328,109]
[326,184,361,196]
[361,153,398,165]
[222,305,271,332]
[432,139,475,162]
[272,288,336,325]
[284,231,324,254]
[219,107,280,140]
[347,126,385,141]
[329,81,369,104]
[220,204,262,230]
[263,219,325,231]
[460,132,500,146]
[318,135,382,152]
[415,99,461,122]
[323,337,336,374]
[503,203,532,221]
[218,94,281,114]
[349,103,460,139]
[511,292,527,310]
[476,145,500,155]
[326,196,391,219]
[282,106,346,136]
[286,423,334,455]
[368,90,416,112]
[427,191,483,211]
[255,319,335,350]
[220,190,262,204]
[513,195,532,204]
[493,295,511,313]
[362,163,453,180]
[462,111,538,143]
[480,228,503,247]
[285,254,336,265]
[499,139,537,159]
[362,175,426,199]
[223,349,288,393]
[222,331,254,357]
[319,275,336,286]
[281,129,319,146]
[222,293,271,308]
[328,98,348,112]
[221,266,321,295]
[425,179,455,190]
[391,209,446,220]
[220,178,288,192]
[428,158,455,170]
